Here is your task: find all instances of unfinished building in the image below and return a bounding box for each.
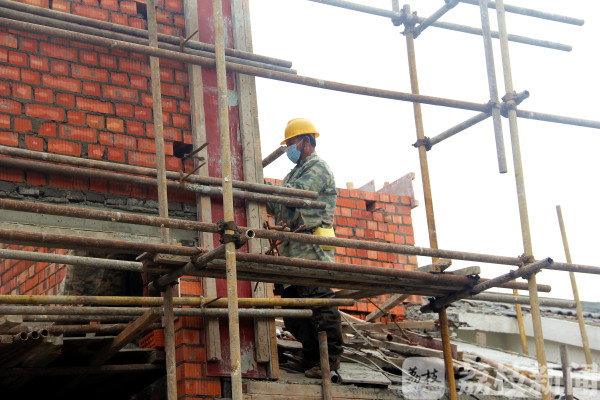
[0,0,599,399]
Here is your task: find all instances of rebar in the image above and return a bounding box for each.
[0,157,326,209]
[0,145,317,199]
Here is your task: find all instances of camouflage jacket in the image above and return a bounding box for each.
[267,152,337,264]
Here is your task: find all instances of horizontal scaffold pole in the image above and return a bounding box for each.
[0,294,354,308]
[1,199,598,275]
[0,305,315,318]
[0,157,326,209]
[0,145,317,199]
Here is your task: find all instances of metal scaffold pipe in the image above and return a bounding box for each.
[0,305,315,318]
[0,294,354,308]
[0,157,326,209]
[0,5,295,74]
[459,0,584,26]
[0,0,292,68]
[470,293,577,308]
[1,199,599,275]
[0,145,317,199]
[308,0,573,51]
[428,112,490,148]
[412,0,458,38]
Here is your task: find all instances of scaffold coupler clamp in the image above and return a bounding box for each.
[501,90,530,117]
[216,219,245,249]
[412,137,432,151]
[517,254,537,279]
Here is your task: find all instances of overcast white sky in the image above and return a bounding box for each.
[247,0,600,301]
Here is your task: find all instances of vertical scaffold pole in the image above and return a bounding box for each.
[146,0,177,399]
[402,5,456,399]
[494,1,550,398]
[556,206,592,367]
[477,0,507,174]
[212,0,243,398]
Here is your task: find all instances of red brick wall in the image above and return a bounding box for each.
[0,0,195,204]
[334,188,420,320]
[0,245,66,295]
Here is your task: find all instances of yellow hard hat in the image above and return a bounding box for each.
[281,118,320,145]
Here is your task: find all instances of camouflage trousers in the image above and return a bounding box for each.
[58,250,143,296]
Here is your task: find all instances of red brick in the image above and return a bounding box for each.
[72,64,109,82]
[1,99,22,115]
[27,171,46,186]
[126,120,144,136]
[14,117,32,133]
[51,0,70,12]
[109,181,131,195]
[82,82,101,96]
[89,178,107,192]
[179,101,190,114]
[137,138,155,153]
[25,104,64,121]
[50,60,69,76]
[99,54,117,69]
[0,132,19,147]
[99,131,136,149]
[100,0,118,10]
[82,0,99,6]
[134,106,152,121]
[76,97,114,114]
[38,122,57,137]
[106,117,124,132]
[87,115,105,129]
[172,114,189,129]
[8,51,28,67]
[174,70,188,85]
[129,17,146,29]
[163,127,181,141]
[47,139,81,156]
[161,83,184,98]
[0,48,6,63]
[0,31,17,48]
[72,3,109,21]
[102,85,138,102]
[68,110,86,125]
[159,68,173,83]
[160,97,177,112]
[0,166,22,182]
[56,92,75,108]
[173,14,185,28]
[42,74,81,93]
[110,71,128,86]
[40,43,78,62]
[0,65,20,81]
[87,144,105,159]
[12,83,32,100]
[60,125,97,142]
[79,51,98,66]
[21,0,49,7]
[25,135,44,151]
[0,114,9,129]
[119,59,150,76]
[107,146,125,162]
[130,75,147,90]
[115,103,133,117]
[25,55,47,71]
[35,88,54,103]
[128,151,156,167]
[119,0,137,14]
[161,112,171,126]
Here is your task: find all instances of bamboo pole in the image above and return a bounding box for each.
[146,1,177,398]
[212,0,243,397]
[495,1,550,397]
[556,206,592,367]
[0,145,317,199]
[477,0,507,173]
[402,6,456,399]
[513,289,530,355]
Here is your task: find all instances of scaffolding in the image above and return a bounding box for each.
[0,0,599,399]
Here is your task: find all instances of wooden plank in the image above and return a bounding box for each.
[337,362,392,386]
[417,258,452,273]
[183,0,221,362]
[0,315,22,331]
[152,253,189,266]
[400,330,460,360]
[231,0,272,368]
[333,289,385,299]
[245,379,401,399]
[342,321,435,331]
[445,266,480,276]
[367,338,445,359]
[90,308,161,366]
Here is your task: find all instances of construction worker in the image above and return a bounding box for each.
[266,118,343,378]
